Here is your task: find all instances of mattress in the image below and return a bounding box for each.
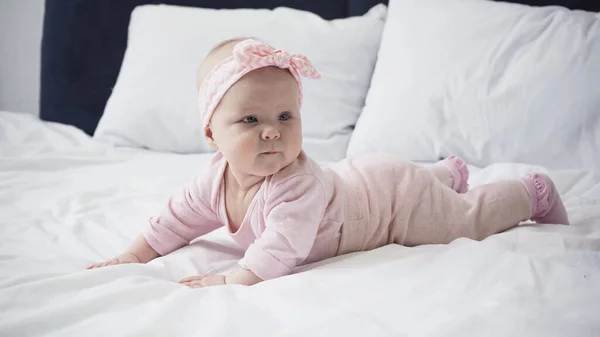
[1,110,599,336]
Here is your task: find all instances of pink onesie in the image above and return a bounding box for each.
[143,151,532,281]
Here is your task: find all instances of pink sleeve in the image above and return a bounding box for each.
[239,175,326,281]
[143,174,222,256]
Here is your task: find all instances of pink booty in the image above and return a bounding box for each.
[520,172,569,225]
[442,156,470,193]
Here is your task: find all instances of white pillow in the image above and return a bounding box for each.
[348,0,600,170]
[94,4,387,162]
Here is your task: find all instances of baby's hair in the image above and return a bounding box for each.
[196,36,260,89]
[207,37,252,56]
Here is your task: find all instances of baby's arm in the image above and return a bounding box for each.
[179,175,326,288]
[88,173,222,269]
[226,268,263,285]
[237,175,326,282]
[88,234,159,269]
[124,234,161,263]
[228,175,326,285]
[179,268,262,287]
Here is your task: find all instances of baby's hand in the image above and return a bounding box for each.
[87,252,141,269]
[179,274,226,288]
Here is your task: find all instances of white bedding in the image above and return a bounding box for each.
[1,110,599,337]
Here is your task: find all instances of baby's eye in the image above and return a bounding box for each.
[242,116,258,123]
[279,112,290,121]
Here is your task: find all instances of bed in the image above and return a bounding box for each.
[2,0,600,336]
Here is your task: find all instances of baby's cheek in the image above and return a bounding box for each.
[232,136,257,158]
[287,124,303,146]
[234,142,252,157]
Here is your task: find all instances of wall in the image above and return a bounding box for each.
[0,0,45,115]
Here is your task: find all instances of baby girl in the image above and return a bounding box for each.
[88,38,569,287]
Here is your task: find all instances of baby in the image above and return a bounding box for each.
[88,38,569,287]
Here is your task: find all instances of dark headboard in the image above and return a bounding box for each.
[39,0,388,136]
[40,0,599,136]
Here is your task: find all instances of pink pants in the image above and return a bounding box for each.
[336,155,532,254]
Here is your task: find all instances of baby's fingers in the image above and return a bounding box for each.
[179,280,197,288]
[100,260,115,268]
[188,280,206,288]
[87,258,120,270]
[179,275,204,284]
[91,260,117,269]
[87,263,101,269]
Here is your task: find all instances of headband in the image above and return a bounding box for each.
[197,39,321,132]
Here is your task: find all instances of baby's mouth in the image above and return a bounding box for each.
[261,150,280,155]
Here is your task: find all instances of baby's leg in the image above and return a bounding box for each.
[398,172,568,246]
[426,156,469,193]
[520,172,569,225]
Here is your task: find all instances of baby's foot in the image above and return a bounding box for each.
[520,172,569,225]
[441,156,470,193]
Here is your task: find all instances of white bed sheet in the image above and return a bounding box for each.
[1,111,599,337]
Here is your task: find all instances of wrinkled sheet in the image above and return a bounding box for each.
[1,111,599,337]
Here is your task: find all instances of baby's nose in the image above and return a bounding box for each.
[262,125,280,140]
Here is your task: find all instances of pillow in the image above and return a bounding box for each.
[347,0,600,170]
[94,4,387,162]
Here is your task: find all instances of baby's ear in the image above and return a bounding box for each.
[204,127,218,149]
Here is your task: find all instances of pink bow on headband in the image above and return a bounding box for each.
[233,39,321,81]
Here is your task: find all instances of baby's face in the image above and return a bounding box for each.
[208,67,302,177]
